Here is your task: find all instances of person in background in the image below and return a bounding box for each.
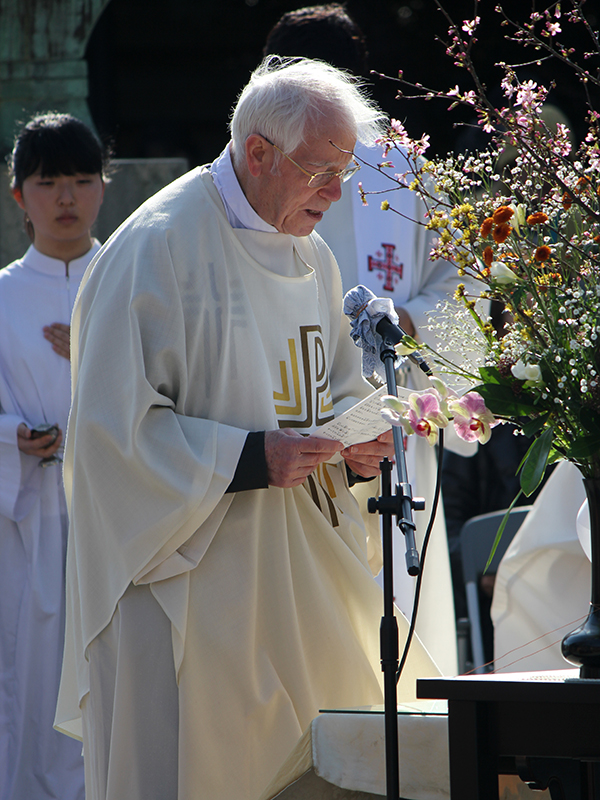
[0,112,107,800]
[55,57,439,800]
[263,4,470,676]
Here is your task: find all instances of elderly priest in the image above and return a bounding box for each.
[56,57,439,800]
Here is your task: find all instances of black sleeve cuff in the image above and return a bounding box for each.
[346,464,377,487]
[226,431,269,493]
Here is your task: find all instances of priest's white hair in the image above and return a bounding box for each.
[230,56,386,162]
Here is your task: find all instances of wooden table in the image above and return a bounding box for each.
[417,670,600,799]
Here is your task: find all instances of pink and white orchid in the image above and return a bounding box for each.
[447,391,500,444]
[382,382,499,447]
[382,389,449,446]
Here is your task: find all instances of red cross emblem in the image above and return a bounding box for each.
[368,243,403,292]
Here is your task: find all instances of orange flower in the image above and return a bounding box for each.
[493,223,512,244]
[594,234,600,243]
[483,246,494,266]
[527,212,549,225]
[480,217,494,237]
[492,205,514,224]
[562,191,573,210]
[534,245,551,262]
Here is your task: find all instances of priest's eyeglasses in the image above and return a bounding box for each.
[263,136,360,189]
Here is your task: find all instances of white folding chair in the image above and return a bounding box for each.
[460,506,532,673]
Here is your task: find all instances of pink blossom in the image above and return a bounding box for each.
[515,81,547,113]
[448,392,499,444]
[388,119,412,149]
[408,134,430,157]
[516,112,533,128]
[547,21,561,36]
[589,149,600,171]
[501,75,516,99]
[462,17,480,35]
[448,85,460,97]
[553,123,572,156]
[477,110,495,133]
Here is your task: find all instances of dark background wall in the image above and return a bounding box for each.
[85,0,599,166]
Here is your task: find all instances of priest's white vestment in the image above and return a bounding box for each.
[0,243,99,800]
[316,143,464,675]
[57,167,439,800]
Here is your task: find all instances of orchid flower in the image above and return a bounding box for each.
[382,389,449,446]
[381,394,414,438]
[447,392,500,444]
[427,376,457,416]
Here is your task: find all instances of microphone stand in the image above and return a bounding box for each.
[367,340,424,800]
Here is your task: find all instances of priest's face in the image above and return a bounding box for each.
[12,172,105,259]
[246,121,356,237]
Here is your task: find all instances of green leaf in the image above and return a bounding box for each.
[472,382,538,417]
[580,407,600,438]
[520,413,549,438]
[564,433,600,459]
[519,427,554,496]
[547,447,563,465]
[478,366,506,385]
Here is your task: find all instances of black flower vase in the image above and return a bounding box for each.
[562,477,600,678]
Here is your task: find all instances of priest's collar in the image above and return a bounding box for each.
[210,144,278,234]
[21,240,102,276]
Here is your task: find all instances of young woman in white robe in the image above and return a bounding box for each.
[0,112,106,800]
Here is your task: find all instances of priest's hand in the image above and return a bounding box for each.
[17,422,63,457]
[43,322,71,361]
[341,429,394,479]
[265,429,343,488]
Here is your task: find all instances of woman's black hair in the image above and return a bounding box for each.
[263,4,369,77]
[8,112,110,190]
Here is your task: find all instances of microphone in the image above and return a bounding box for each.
[343,285,433,377]
[374,317,433,376]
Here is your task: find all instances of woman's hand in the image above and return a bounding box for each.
[17,422,63,457]
[43,322,71,361]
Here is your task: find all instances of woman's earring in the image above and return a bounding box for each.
[24,212,34,241]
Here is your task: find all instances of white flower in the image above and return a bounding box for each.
[490,261,517,284]
[509,203,527,235]
[511,359,542,383]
